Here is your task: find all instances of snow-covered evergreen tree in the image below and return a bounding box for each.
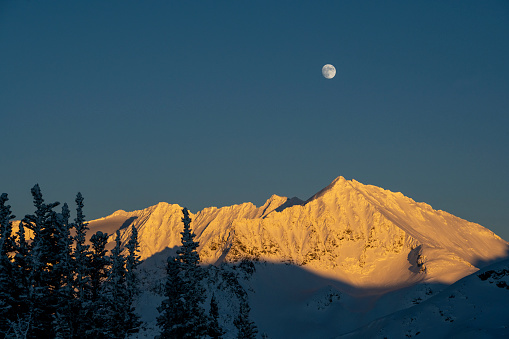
[22,184,61,337]
[125,224,142,335]
[102,230,127,337]
[98,229,142,338]
[157,255,186,339]
[10,218,32,337]
[53,203,76,338]
[208,293,224,339]
[217,263,258,339]
[177,208,201,270]
[86,231,110,337]
[88,231,109,302]
[126,224,141,299]
[71,192,91,337]
[1,186,148,338]
[157,207,208,338]
[0,193,16,335]
[73,193,90,296]
[234,298,258,339]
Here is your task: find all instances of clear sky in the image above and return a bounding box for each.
[1,1,508,240]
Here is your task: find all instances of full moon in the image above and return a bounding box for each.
[322,64,336,79]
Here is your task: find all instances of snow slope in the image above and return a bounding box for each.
[85,176,508,338]
[338,259,509,338]
[89,176,508,288]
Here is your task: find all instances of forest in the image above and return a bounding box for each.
[0,186,257,338]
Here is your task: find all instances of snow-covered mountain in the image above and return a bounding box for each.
[89,176,507,288]
[338,258,509,338]
[87,176,508,337]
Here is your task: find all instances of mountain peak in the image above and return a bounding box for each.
[306,175,351,202]
[258,194,288,216]
[328,175,348,188]
[89,175,508,287]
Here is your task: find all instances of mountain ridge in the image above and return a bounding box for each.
[88,176,508,288]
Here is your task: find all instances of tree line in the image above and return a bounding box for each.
[156,207,258,339]
[0,185,141,338]
[1,187,260,338]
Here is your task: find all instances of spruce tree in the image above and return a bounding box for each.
[53,203,75,338]
[11,218,31,337]
[222,265,258,339]
[100,229,141,338]
[157,207,208,338]
[72,192,91,338]
[233,298,258,339]
[208,293,224,339]
[126,224,141,299]
[103,230,127,337]
[88,231,109,302]
[157,255,186,339]
[23,184,61,337]
[177,207,208,337]
[0,193,16,335]
[86,231,110,337]
[177,208,201,270]
[73,193,90,298]
[125,224,142,335]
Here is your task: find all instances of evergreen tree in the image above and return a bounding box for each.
[125,224,142,335]
[157,207,208,338]
[88,231,109,302]
[102,230,127,337]
[100,229,141,338]
[218,265,258,339]
[126,224,141,299]
[23,184,61,337]
[157,255,186,339]
[208,293,224,339]
[0,193,16,335]
[220,265,258,339]
[72,192,91,338]
[233,298,258,339]
[73,193,90,298]
[11,218,32,337]
[177,208,201,269]
[1,187,152,338]
[53,203,75,338]
[86,231,110,338]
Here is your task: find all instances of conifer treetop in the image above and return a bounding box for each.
[176,207,200,267]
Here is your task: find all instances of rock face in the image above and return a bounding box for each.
[88,176,508,287]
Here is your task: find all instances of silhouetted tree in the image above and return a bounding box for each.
[0,193,16,335]
[99,230,128,337]
[71,192,91,337]
[0,186,149,338]
[157,255,185,339]
[53,203,75,338]
[23,184,61,337]
[125,224,142,335]
[234,298,258,339]
[157,208,207,338]
[10,218,32,337]
[208,293,224,339]
[86,231,110,337]
[96,229,141,338]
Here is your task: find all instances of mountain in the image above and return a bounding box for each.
[89,176,508,288]
[87,176,508,338]
[338,258,509,338]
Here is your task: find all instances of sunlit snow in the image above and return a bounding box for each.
[87,176,508,337]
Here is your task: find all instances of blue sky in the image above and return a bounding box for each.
[1,1,508,240]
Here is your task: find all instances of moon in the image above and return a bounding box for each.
[322,64,336,79]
